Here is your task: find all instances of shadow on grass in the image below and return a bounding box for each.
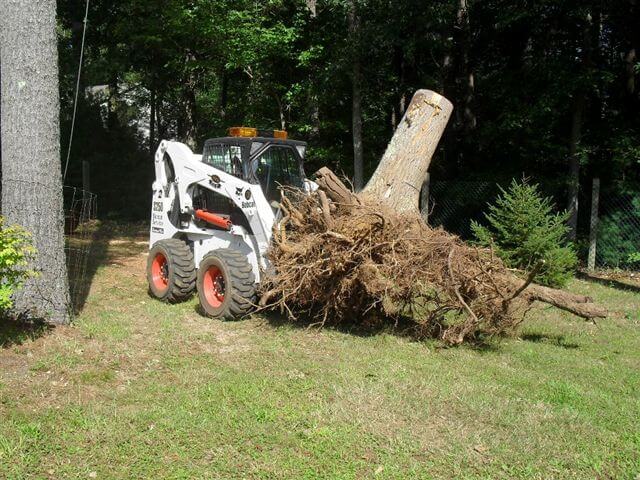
[0,317,53,349]
[259,309,424,339]
[70,221,147,314]
[1,221,146,349]
[68,222,111,314]
[256,309,504,350]
[521,332,579,349]
[1,222,114,349]
[577,271,640,294]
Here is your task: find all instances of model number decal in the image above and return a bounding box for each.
[151,227,164,234]
[241,201,255,209]
[152,213,163,226]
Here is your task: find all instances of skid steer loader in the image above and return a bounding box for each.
[147,127,315,318]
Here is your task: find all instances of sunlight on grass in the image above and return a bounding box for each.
[1,233,639,479]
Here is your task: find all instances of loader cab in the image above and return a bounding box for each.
[201,127,307,202]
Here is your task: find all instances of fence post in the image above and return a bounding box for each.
[587,177,600,271]
[420,173,430,224]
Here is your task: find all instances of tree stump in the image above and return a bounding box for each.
[362,90,453,213]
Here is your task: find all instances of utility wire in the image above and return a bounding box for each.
[63,0,90,181]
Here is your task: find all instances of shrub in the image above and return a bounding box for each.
[471,179,577,287]
[0,217,37,312]
[627,252,640,269]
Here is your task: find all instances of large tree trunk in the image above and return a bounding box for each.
[1,0,70,324]
[362,90,454,213]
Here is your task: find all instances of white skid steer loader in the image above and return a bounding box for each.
[147,127,315,318]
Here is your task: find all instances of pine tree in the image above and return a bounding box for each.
[472,179,577,287]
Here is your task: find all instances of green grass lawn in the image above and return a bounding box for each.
[1,228,639,479]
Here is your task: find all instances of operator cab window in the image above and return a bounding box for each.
[254,146,303,202]
[202,143,243,178]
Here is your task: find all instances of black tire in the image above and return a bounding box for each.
[147,238,196,302]
[196,248,257,320]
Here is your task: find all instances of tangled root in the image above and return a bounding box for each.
[258,186,606,345]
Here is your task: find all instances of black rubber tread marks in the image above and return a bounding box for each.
[147,238,196,303]
[197,248,257,320]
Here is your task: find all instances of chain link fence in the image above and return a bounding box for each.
[593,186,640,270]
[426,178,640,271]
[427,180,501,239]
[0,182,97,316]
[64,186,97,314]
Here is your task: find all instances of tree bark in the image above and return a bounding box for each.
[566,11,594,241]
[348,0,364,191]
[362,90,453,213]
[274,94,287,130]
[567,93,584,241]
[306,0,317,18]
[1,0,71,324]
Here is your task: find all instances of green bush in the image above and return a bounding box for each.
[628,252,640,268]
[471,179,577,287]
[0,217,37,312]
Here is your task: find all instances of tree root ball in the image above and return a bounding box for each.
[258,182,606,345]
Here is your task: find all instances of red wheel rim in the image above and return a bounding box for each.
[151,253,169,291]
[203,266,225,308]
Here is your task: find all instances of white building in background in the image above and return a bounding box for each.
[85,84,151,140]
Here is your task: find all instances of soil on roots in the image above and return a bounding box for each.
[259,190,534,345]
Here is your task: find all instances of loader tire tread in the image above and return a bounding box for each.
[197,248,257,320]
[147,238,196,303]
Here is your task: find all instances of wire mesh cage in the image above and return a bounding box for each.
[427,178,575,240]
[64,186,97,314]
[595,190,640,270]
[428,180,500,239]
[427,178,640,272]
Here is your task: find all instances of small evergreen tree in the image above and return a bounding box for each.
[471,179,577,287]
